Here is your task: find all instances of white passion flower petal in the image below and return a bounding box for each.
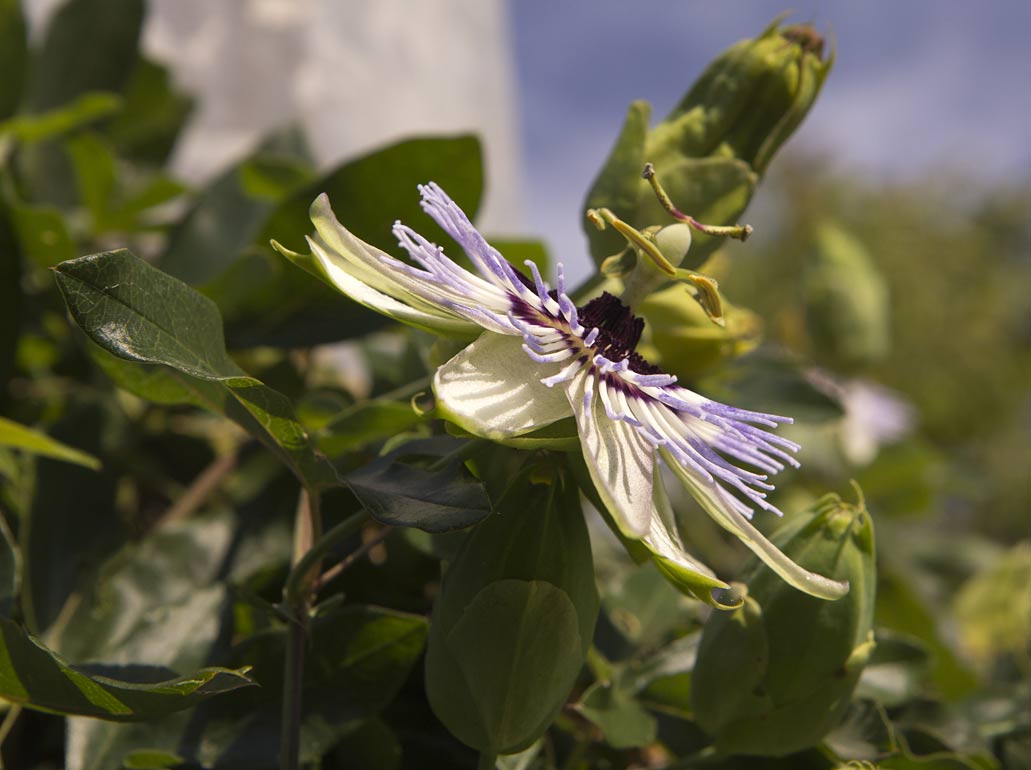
[434,332,570,439]
[566,370,654,539]
[659,447,849,601]
[643,465,738,606]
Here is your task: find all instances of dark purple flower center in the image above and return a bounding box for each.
[577,292,661,375]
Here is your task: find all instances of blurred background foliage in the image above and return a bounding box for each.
[0,1,1028,769]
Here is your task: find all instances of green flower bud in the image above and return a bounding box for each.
[425,472,598,755]
[584,18,831,267]
[638,282,762,379]
[691,491,876,756]
[804,223,890,372]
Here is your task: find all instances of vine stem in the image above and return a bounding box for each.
[280,487,323,770]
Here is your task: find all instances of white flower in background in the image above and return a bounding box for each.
[275,183,847,603]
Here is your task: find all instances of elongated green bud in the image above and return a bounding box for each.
[425,471,598,756]
[691,490,876,756]
[584,17,830,266]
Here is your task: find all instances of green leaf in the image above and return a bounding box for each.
[53,249,336,489]
[575,681,657,749]
[0,415,101,470]
[0,201,22,390]
[428,579,583,755]
[160,137,315,286]
[0,616,252,720]
[582,101,650,265]
[65,131,117,229]
[0,0,27,120]
[262,134,483,257]
[122,749,185,770]
[216,134,484,348]
[318,400,426,456]
[0,515,19,617]
[426,473,599,754]
[346,438,492,532]
[10,203,76,268]
[22,400,125,632]
[26,0,143,113]
[105,57,193,165]
[0,91,122,143]
[185,605,427,769]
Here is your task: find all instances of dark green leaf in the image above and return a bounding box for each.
[345,438,491,532]
[26,0,143,112]
[262,134,483,256]
[0,0,27,120]
[186,605,427,769]
[0,415,101,470]
[53,249,336,489]
[0,616,252,720]
[0,201,22,389]
[22,400,124,632]
[216,134,484,347]
[160,138,314,286]
[105,57,193,165]
[0,515,19,617]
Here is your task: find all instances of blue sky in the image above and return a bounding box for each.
[509,1,1030,272]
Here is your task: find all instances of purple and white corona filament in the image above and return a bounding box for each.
[275,183,848,602]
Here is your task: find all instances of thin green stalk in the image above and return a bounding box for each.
[477,752,497,770]
[279,614,306,770]
[280,488,327,770]
[284,510,369,605]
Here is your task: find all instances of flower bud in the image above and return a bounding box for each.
[584,18,831,267]
[425,473,598,755]
[804,223,890,372]
[691,491,876,756]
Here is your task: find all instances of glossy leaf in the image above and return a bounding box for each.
[0,616,252,720]
[0,415,101,470]
[53,250,336,489]
[346,438,492,532]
